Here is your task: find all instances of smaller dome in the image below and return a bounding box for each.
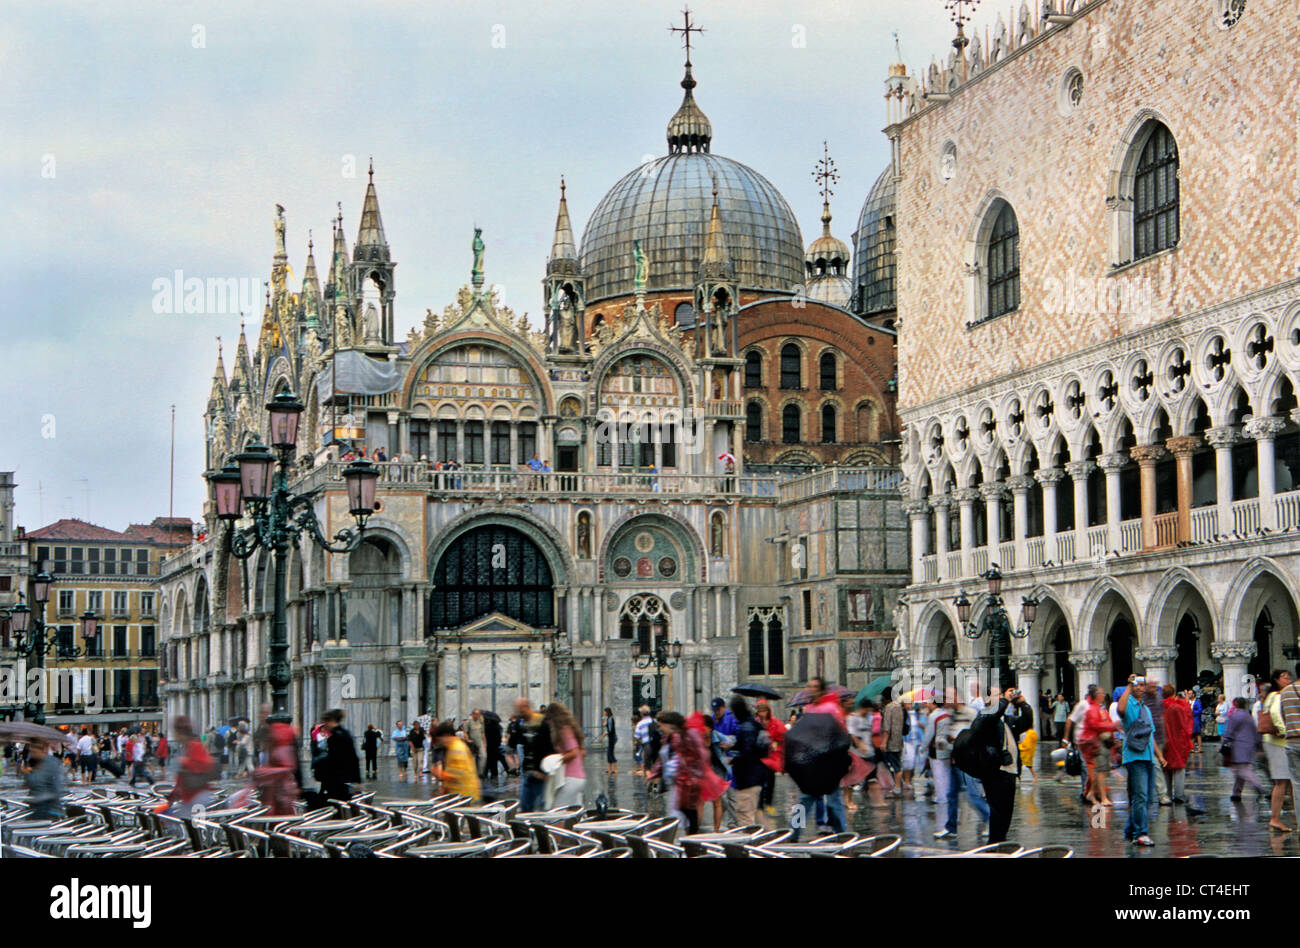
[853,165,897,317]
[667,64,712,154]
[805,275,852,308]
[806,233,851,267]
[804,199,851,284]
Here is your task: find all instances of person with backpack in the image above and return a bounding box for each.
[1262,668,1294,833]
[1117,676,1167,846]
[361,723,384,780]
[728,696,770,829]
[955,687,1027,844]
[939,687,991,839]
[879,689,904,797]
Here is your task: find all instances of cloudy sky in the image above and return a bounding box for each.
[1,0,963,532]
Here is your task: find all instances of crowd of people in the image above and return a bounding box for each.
[15,666,1300,851]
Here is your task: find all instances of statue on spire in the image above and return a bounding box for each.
[471,228,486,289]
[274,204,286,255]
[633,240,649,296]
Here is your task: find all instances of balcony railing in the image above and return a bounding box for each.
[945,551,962,579]
[1119,518,1142,554]
[997,541,1015,571]
[1025,536,1044,568]
[1232,498,1260,535]
[1190,506,1218,543]
[1055,532,1075,564]
[922,554,938,583]
[971,546,989,577]
[1153,512,1178,549]
[1277,489,1300,531]
[1086,524,1108,558]
[778,466,903,502]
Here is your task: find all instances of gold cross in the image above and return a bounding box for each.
[812,141,840,203]
[669,7,705,65]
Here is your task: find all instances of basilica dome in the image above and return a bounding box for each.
[852,165,897,317]
[579,64,804,304]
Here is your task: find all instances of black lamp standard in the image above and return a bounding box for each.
[207,392,379,725]
[631,627,683,715]
[2,573,98,723]
[953,565,1038,641]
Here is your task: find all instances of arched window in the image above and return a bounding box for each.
[782,404,801,444]
[821,405,836,443]
[987,202,1020,319]
[780,344,801,389]
[674,301,695,327]
[464,420,484,465]
[429,525,555,629]
[819,352,837,390]
[619,595,669,655]
[744,351,763,388]
[745,401,763,442]
[747,609,785,676]
[1133,123,1180,261]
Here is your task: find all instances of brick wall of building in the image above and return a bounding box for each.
[894,0,1298,413]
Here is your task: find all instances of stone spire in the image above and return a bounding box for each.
[301,231,321,327]
[354,158,390,262]
[548,177,578,266]
[700,178,731,279]
[209,339,228,410]
[231,323,253,393]
[326,207,349,301]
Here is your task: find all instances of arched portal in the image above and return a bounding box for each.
[429,525,556,629]
[347,537,403,645]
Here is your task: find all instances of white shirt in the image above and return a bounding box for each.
[116,735,126,755]
[635,717,652,744]
[77,735,95,756]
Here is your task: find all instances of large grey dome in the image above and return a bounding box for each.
[852,165,897,317]
[579,153,805,304]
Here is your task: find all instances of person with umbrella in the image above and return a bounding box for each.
[784,677,851,841]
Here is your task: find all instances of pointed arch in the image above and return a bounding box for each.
[1144,567,1217,647]
[1076,576,1143,653]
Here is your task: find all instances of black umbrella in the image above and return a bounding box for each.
[782,712,851,797]
[731,682,782,700]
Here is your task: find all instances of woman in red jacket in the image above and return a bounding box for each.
[1080,693,1118,807]
[1160,684,1194,805]
[755,700,785,817]
[165,716,218,817]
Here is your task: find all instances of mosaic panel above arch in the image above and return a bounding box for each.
[412,343,538,408]
[604,517,697,584]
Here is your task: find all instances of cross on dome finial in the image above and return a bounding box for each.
[368,156,374,182]
[812,142,840,236]
[560,175,566,199]
[669,7,704,68]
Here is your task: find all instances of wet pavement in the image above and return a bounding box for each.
[329,743,1300,857]
[12,742,1299,856]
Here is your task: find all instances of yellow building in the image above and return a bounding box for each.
[24,516,191,732]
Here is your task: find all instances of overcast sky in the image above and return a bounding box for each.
[2,0,962,532]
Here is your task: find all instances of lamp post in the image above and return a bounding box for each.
[208,391,378,725]
[631,629,683,715]
[0,571,76,724]
[953,565,1038,641]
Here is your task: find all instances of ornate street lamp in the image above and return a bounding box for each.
[1,570,59,723]
[633,634,683,714]
[953,564,1037,641]
[207,391,376,725]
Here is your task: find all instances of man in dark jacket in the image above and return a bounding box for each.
[728,697,770,828]
[514,698,554,812]
[482,710,504,782]
[315,708,361,802]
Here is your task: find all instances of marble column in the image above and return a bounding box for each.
[1008,475,1034,569]
[956,487,979,579]
[1166,435,1201,543]
[1205,425,1240,535]
[1068,649,1107,701]
[1097,452,1128,554]
[1035,468,1064,563]
[1134,645,1178,688]
[404,664,420,723]
[1130,444,1168,550]
[1008,655,1044,730]
[1246,416,1286,530]
[456,420,465,466]
[389,666,401,726]
[1211,641,1259,701]
[981,482,1005,559]
[1065,459,1095,564]
[933,494,952,581]
[906,499,929,584]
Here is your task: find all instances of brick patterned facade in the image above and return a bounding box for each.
[894,0,1299,414]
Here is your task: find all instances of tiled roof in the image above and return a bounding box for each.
[26,519,128,542]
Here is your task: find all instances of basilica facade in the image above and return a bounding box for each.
[156,51,905,746]
[892,0,1300,707]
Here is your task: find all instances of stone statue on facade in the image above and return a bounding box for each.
[633,239,649,295]
[362,301,381,344]
[471,228,485,286]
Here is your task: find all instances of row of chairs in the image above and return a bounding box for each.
[0,786,1072,858]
